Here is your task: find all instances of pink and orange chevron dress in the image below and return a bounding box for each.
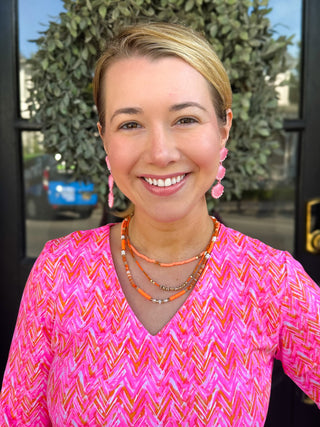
[1,222,320,426]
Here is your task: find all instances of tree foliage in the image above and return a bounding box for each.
[28,0,292,210]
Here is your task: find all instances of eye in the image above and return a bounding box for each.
[119,121,141,130]
[176,117,199,126]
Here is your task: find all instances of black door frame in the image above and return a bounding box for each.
[0,0,24,371]
[1,0,319,424]
[295,0,320,282]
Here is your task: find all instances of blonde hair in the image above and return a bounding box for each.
[93,22,232,132]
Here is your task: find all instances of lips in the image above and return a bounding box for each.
[143,174,185,187]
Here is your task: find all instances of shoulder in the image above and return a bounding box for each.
[44,224,112,257]
[22,224,119,311]
[29,224,114,289]
[215,222,318,295]
[45,224,112,251]
[217,223,287,267]
[213,223,312,300]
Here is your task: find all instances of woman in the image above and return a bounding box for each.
[1,22,319,426]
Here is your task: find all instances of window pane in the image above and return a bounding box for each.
[18,0,64,118]
[22,131,100,258]
[268,0,302,119]
[218,132,298,253]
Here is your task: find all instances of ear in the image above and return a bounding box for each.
[97,122,109,154]
[220,108,233,147]
[97,122,103,138]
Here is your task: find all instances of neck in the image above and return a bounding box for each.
[127,208,214,264]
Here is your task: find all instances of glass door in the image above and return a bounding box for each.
[19,0,101,259]
[16,0,305,259]
[218,0,302,255]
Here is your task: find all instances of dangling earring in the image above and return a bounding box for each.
[211,147,228,199]
[105,156,114,208]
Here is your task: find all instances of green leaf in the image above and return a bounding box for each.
[87,43,96,55]
[119,5,131,16]
[79,18,88,30]
[71,19,77,31]
[249,39,261,47]
[240,111,249,120]
[209,24,218,38]
[257,128,270,137]
[70,28,77,38]
[54,87,61,97]
[72,119,80,129]
[59,103,67,115]
[218,15,229,26]
[259,153,267,164]
[58,123,68,136]
[221,25,231,35]
[41,58,49,70]
[239,31,249,41]
[48,40,56,52]
[98,5,107,19]
[56,39,64,49]
[81,47,89,60]
[86,0,92,11]
[185,0,194,12]
[112,8,119,20]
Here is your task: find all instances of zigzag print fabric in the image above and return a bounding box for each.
[1,223,320,426]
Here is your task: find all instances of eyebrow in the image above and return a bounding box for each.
[169,102,207,113]
[110,102,207,123]
[110,107,143,123]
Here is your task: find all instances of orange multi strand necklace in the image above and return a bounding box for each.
[120,216,219,304]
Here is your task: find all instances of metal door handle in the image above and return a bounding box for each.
[306,198,320,253]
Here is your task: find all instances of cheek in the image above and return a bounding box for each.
[187,133,221,171]
[105,134,131,167]
[106,139,140,184]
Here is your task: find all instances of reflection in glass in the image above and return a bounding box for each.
[18,0,64,118]
[18,0,301,257]
[218,132,298,253]
[268,0,302,119]
[22,132,99,258]
[19,57,34,119]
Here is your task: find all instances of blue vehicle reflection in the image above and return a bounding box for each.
[24,154,98,219]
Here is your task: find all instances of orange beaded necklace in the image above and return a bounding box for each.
[126,224,215,267]
[120,216,219,304]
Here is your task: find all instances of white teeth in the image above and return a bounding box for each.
[144,175,185,187]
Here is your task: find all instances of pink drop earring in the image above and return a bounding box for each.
[211,147,228,199]
[105,156,114,208]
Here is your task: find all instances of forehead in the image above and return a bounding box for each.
[103,56,213,107]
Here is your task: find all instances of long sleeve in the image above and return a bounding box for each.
[276,253,320,408]
[0,241,57,426]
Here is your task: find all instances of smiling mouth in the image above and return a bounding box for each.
[143,174,186,187]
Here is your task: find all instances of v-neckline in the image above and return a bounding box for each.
[104,223,213,337]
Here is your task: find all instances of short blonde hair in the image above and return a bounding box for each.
[93,22,232,132]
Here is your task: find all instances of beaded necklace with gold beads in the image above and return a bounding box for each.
[120,216,219,304]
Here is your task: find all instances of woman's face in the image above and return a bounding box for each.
[99,56,232,223]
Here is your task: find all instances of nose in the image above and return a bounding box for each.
[145,125,180,167]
